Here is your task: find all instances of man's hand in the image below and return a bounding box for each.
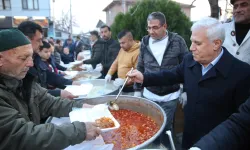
[60,90,78,99]
[179,92,187,108]
[59,71,66,76]
[94,64,103,72]
[77,54,84,61]
[113,78,124,87]
[127,69,144,83]
[85,122,101,141]
[72,81,81,85]
[82,103,94,108]
[105,74,112,83]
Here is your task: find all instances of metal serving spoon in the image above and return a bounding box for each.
[108,67,134,110]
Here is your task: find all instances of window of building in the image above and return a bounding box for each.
[22,0,39,10]
[55,32,62,37]
[0,0,11,10]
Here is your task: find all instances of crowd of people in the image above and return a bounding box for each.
[0,0,249,149]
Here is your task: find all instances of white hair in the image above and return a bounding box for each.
[191,17,225,43]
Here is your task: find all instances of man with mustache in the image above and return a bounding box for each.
[223,0,250,64]
[127,17,250,149]
[0,29,100,150]
[99,25,120,79]
[18,21,78,99]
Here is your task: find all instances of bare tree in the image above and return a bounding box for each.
[208,0,219,18]
[55,11,78,33]
[190,0,197,6]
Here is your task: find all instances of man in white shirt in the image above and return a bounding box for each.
[134,11,188,147]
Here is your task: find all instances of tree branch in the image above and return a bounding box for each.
[190,0,197,6]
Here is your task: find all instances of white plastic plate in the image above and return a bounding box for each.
[64,83,93,96]
[69,104,120,132]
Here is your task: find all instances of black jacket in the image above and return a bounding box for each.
[101,38,120,77]
[29,54,72,96]
[83,39,103,69]
[142,48,250,149]
[194,96,250,150]
[134,32,188,95]
[61,53,74,64]
[74,40,83,58]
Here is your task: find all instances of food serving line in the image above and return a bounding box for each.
[47,52,175,150]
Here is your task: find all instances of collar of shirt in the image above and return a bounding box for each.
[201,48,224,76]
[151,31,168,44]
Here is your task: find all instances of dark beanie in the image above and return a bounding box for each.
[0,29,31,52]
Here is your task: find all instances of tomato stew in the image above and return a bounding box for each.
[101,109,159,150]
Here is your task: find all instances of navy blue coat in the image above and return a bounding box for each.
[29,54,72,96]
[143,49,250,149]
[194,96,250,150]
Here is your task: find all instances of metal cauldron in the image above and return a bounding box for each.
[81,95,167,150]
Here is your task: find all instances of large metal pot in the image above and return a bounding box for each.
[82,95,167,150]
[74,79,119,99]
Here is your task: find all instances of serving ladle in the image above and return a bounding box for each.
[108,67,134,110]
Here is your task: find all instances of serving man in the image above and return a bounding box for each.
[0,29,100,150]
[18,21,77,99]
[105,30,140,94]
[127,17,250,149]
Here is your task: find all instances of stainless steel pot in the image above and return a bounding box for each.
[82,95,167,150]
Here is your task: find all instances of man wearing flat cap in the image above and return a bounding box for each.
[223,0,250,64]
[0,29,100,150]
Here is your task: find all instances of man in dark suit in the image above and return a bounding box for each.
[128,17,250,149]
[190,95,250,150]
[74,35,83,59]
[99,25,120,79]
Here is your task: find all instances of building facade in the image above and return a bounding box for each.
[0,0,50,36]
[103,0,194,26]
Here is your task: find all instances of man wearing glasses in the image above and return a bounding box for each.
[133,11,188,147]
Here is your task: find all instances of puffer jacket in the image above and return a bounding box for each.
[101,38,120,77]
[0,73,86,150]
[134,31,188,95]
[83,39,103,69]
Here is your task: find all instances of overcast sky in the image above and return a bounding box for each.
[52,0,215,34]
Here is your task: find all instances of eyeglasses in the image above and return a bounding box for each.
[146,25,163,31]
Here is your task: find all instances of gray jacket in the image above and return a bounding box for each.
[134,31,188,95]
[0,74,86,150]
